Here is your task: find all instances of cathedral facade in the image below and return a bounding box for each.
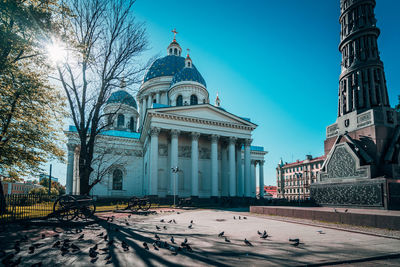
[65,34,267,199]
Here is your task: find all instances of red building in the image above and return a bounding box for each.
[256,185,278,199]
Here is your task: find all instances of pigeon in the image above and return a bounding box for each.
[289,238,299,243]
[173,219,177,224]
[143,242,149,250]
[128,215,131,218]
[177,212,180,214]
[155,234,160,240]
[104,254,112,261]
[244,239,253,246]
[263,230,267,236]
[224,237,231,243]
[169,246,177,255]
[71,243,80,251]
[2,253,14,265]
[317,230,325,234]
[239,216,241,220]
[126,222,130,226]
[184,244,193,252]
[218,231,224,237]
[183,238,188,245]
[170,236,175,244]
[233,216,236,220]
[156,225,161,230]
[121,241,129,251]
[188,224,193,229]
[153,242,159,250]
[257,230,262,235]
[104,234,108,241]
[29,245,35,254]
[190,220,193,224]
[106,217,110,222]
[291,240,300,247]
[243,217,247,220]
[260,233,268,239]
[14,242,20,253]
[160,219,165,223]
[344,209,348,213]
[89,248,98,258]
[168,220,173,223]
[41,233,45,239]
[53,241,61,248]
[78,234,84,240]
[334,208,338,213]
[91,244,98,251]
[162,241,169,249]
[97,232,104,237]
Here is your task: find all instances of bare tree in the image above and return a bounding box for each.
[56,0,149,195]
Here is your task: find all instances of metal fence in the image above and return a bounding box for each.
[0,194,57,223]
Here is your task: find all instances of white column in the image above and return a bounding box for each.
[149,127,160,196]
[191,132,200,197]
[143,97,147,124]
[244,139,252,197]
[139,99,144,125]
[72,147,80,195]
[66,144,75,195]
[211,134,219,197]
[221,144,228,196]
[147,95,152,108]
[236,142,243,197]
[228,137,236,197]
[156,92,160,104]
[170,130,180,196]
[259,160,265,198]
[251,160,257,197]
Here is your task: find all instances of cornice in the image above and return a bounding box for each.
[149,112,256,131]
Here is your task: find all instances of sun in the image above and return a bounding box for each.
[46,38,67,64]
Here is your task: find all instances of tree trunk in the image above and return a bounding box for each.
[0,180,6,215]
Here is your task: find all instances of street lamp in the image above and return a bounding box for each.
[171,167,179,207]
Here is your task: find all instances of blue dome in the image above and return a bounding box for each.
[171,67,207,87]
[144,55,185,82]
[107,90,137,109]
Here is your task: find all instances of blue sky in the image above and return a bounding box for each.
[47,0,400,187]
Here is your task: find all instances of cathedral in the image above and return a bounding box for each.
[65,32,267,199]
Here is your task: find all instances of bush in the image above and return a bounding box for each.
[29,187,59,195]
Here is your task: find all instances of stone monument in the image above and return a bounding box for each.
[310,0,400,209]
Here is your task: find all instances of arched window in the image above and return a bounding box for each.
[117,114,125,128]
[176,95,183,106]
[112,169,123,190]
[190,94,198,105]
[129,117,135,132]
[188,62,191,67]
[174,48,177,55]
[169,48,172,54]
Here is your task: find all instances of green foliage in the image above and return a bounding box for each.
[0,0,69,178]
[39,178,65,195]
[29,186,59,195]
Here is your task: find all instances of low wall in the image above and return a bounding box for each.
[250,206,400,230]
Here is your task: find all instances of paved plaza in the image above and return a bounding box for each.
[1,209,400,266]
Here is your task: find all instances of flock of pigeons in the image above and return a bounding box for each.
[0,210,310,266]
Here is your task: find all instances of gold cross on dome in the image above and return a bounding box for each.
[172,28,178,40]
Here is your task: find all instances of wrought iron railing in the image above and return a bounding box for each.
[0,194,57,223]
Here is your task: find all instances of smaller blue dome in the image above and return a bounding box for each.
[171,67,207,87]
[107,90,137,109]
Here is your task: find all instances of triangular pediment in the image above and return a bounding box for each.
[151,104,256,127]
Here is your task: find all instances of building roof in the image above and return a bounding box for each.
[143,55,185,82]
[171,66,207,87]
[282,155,326,168]
[68,125,140,139]
[106,90,137,109]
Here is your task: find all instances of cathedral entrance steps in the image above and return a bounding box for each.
[250,206,400,230]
